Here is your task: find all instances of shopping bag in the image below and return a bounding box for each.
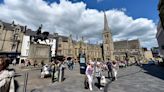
[84,76,89,89]
[100,76,107,86]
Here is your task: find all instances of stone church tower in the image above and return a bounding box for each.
[102,12,115,61]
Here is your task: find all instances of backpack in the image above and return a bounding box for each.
[100,76,107,86]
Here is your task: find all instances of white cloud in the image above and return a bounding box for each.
[0,0,158,48]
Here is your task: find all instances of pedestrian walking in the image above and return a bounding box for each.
[12,59,16,66]
[33,60,37,67]
[67,58,73,70]
[40,64,51,78]
[112,61,119,81]
[58,61,66,82]
[52,60,60,82]
[41,60,45,67]
[70,59,74,70]
[106,61,112,78]
[95,62,103,90]
[85,61,94,91]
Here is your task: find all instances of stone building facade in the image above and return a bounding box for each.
[102,13,115,61]
[143,50,153,61]
[0,20,26,57]
[86,44,102,61]
[157,0,164,59]
[158,0,164,29]
[56,36,103,61]
[113,39,143,62]
[56,12,114,61]
[55,13,144,62]
[0,13,143,63]
[157,21,164,58]
[57,35,75,57]
[20,29,58,63]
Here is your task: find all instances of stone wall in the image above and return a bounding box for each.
[28,44,51,64]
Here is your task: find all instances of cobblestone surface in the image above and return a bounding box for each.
[106,65,164,92]
[13,64,164,92]
[30,64,109,92]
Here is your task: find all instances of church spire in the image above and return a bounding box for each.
[102,12,115,61]
[104,12,110,32]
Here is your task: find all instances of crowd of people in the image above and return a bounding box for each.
[0,55,134,92]
[39,58,120,91]
[85,59,119,91]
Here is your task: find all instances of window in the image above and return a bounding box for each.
[58,44,61,47]
[106,40,108,43]
[11,43,16,50]
[49,39,53,42]
[162,45,164,50]
[26,49,29,55]
[27,41,30,47]
[13,34,19,40]
[14,27,20,35]
[58,50,62,55]
[106,34,108,38]
[68,49,71,54]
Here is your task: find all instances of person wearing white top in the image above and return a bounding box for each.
[85,61,94,91]
[0,57,15,92]
[95,62,102,89]
[112,61,119,81]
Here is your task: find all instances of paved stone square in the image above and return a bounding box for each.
[13,64,164,92]
[105,65,164,92]
[28,64,109,92]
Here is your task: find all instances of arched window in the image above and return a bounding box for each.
[14,26,21,34]
[13,26,21,40]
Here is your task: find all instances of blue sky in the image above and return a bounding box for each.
[44,0,159,23]
[0,0,159,22]
[0,0,159,48]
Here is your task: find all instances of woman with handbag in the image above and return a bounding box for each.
[85,61,94,91]
[112,61,119,81]
[95,62,102,90]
